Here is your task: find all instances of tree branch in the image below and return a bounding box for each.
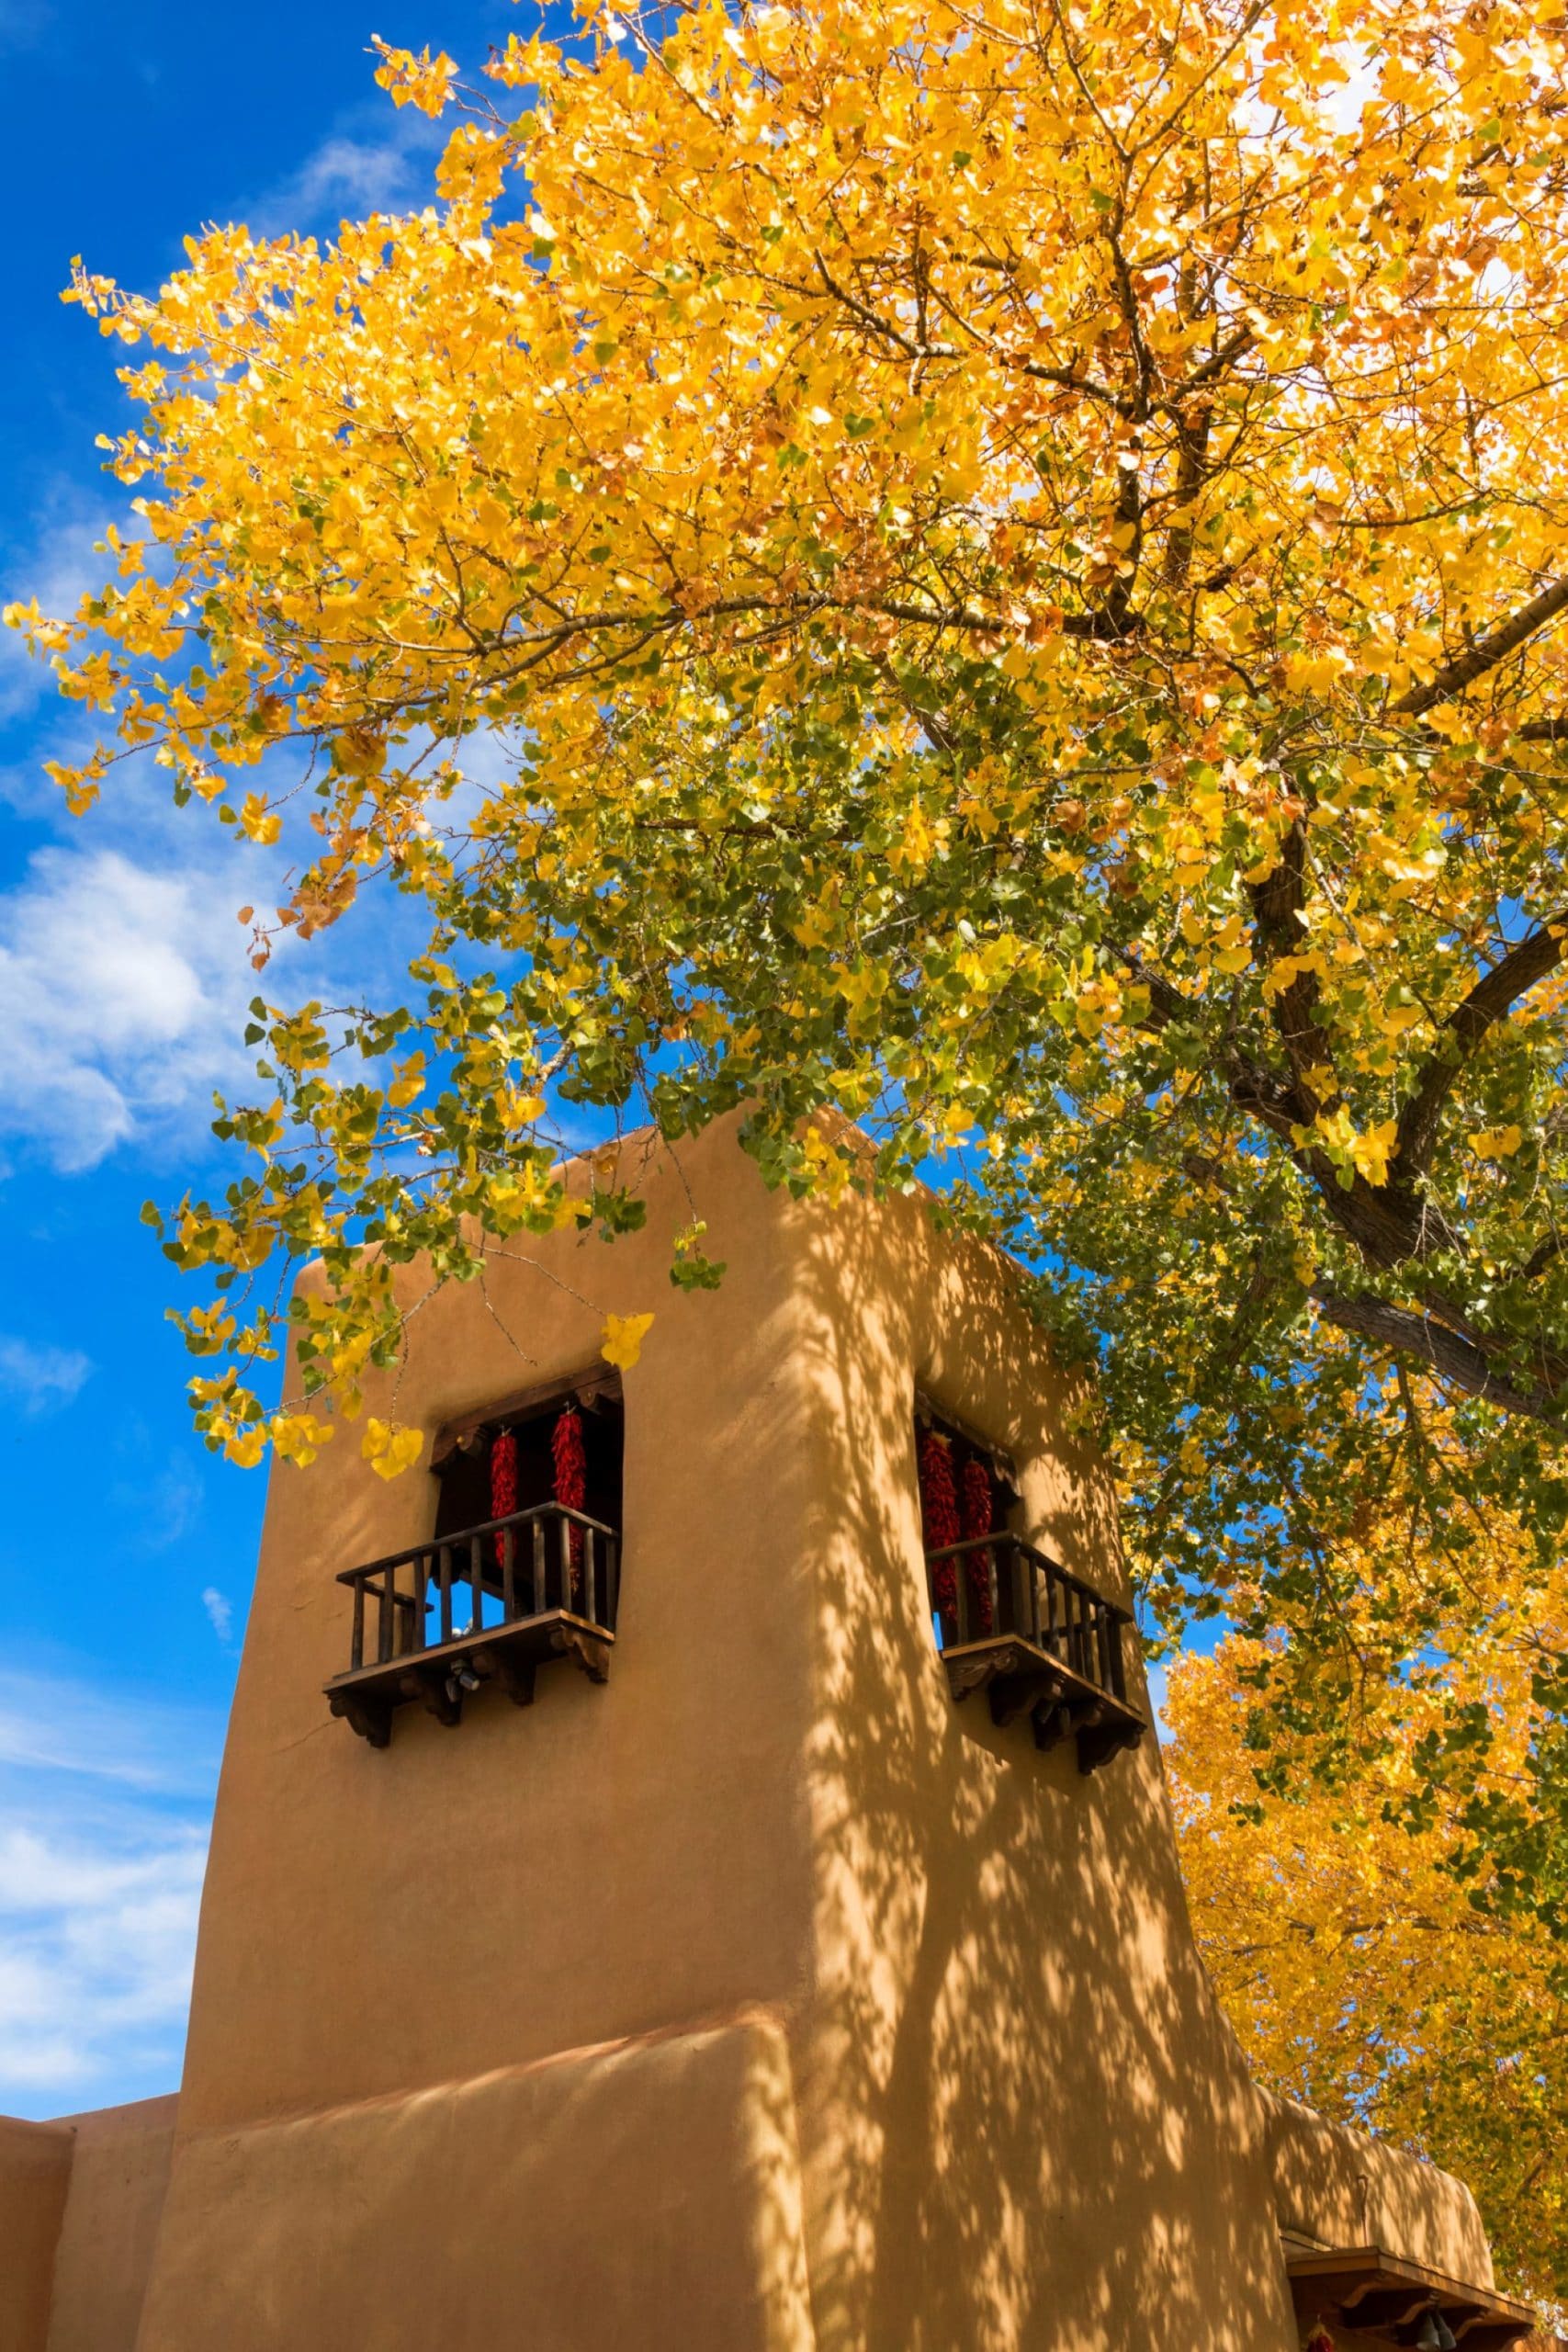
[1394,915,1567,1175]
[1393,575,1568,717]
[1312,1288,1558,1419]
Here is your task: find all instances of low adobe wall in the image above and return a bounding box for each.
[1263,2091,1492,2282]
[137,2015,815,2352]
[0,2116,72,2352]
[44,2095,178,2352]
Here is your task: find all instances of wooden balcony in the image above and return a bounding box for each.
[1286,2245,1538,2352]
[925,1533,1145,1773]
[324,1503,619,1747]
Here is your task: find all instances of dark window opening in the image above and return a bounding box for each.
[913,1396,1145,1775]
[914,1402,1020,1646]
[325,1375,624,1747]
[434,1385,624,1552]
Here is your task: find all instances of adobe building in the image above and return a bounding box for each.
[0,1121,1542,2352]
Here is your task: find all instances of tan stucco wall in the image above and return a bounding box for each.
[44,2096,177,2352]
[15,1121,1499,2352]
[1263,2091,1493,2283]
[137,2016,815,2352]
[169,1128,819,2133]
[780,1178,1304,2352]
[0,2117,71,2352]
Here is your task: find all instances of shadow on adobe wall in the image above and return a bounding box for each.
[784,1182,1472,2352]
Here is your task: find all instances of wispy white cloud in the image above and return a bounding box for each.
[112,1453,204,1555]
[0,1333,91,1413]
[200,1588,234,1645]
[1145,1657,1170,1744]
[0,1667,222,1796]
[249,102,445,239]
[0,1664,222,2111]
[0,843,260,1171]
[277,131,423,220]
[0,1818,206,2098]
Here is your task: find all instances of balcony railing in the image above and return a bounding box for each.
[325,1502,619,1747]
[925,1532,1145,1774]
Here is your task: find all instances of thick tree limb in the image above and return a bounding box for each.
[1393,576,1568,716]
[1312,1287,1559,1420]
[1395,916,1568,1175]
[1122,935,1568,1416]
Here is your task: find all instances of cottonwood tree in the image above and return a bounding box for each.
[1166,1511,1568,2306]
[12,0,1568,1889]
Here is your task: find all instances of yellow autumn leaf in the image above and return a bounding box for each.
[1350,1118,1399,1187]
[43,758,98,816]
[361,1418,425,1479]
[387,1053,425,1108]
[271,1408,335,1467]
[238,792,281,844]
[1282,650,1350,695]
[600,1312,654,1370]
[1469,1125,1523,1159]
[369,37,457,117]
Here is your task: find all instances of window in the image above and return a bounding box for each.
[913,1396,1145,1775]
[326,1374,624,1747]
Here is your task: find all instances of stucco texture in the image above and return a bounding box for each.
[4,1121,1500,2352]
[137,2018,814,2352]
[45,2098,176,2352]
[0,2116,71,2352]
[1263,2091,1493,2283]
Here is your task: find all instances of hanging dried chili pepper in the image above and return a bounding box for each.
[918,1429,961,1637]
[959,1453,997,1634]
[552,1402,587,1602]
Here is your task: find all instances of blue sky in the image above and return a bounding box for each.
[0,0,551,2120]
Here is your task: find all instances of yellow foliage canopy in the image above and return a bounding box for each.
[1167,1512,1568,2312]
[9,0,1568,1922]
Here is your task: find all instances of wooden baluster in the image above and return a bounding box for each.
[469,1533,484,1634]
[438,1545,453,1645]
[532,1516,547,1616]
[605,1533,619,1631]
[412,1553,429,1655]
[558,1512,571,1613]
[955,1550,970,1645]
[1108,1615,1129,1702]
[584,1526,598,1627]
[377,1571,392,1665]
[351,1577,365,1672]
[986,1541,999,1639]
[1096,1606,1115,1694]
[501,1524,515,1625]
